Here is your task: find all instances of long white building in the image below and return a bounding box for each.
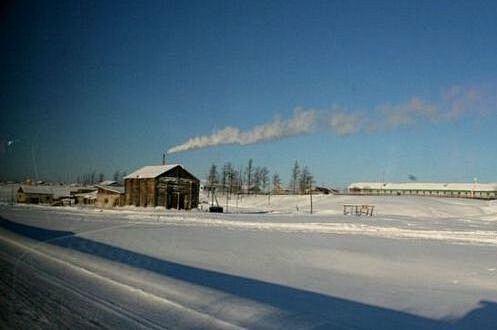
[348,182,497,200]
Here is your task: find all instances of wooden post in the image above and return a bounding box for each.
[310,189,313,214]
[211,187,215,207]
[189,181,192,210]
[226,189,229,213]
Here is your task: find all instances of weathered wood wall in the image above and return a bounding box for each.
[96,188,124,208]
[124,166,200,209]
[17,192,53,204]
[125,178,155,207]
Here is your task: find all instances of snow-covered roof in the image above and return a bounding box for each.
[124,164,182,179]
[19,185,51,195]
[348,182,497,192]
[74,190,98,199]
[18,185,74,198]
[98,180,118,186]
[96,185,124,194]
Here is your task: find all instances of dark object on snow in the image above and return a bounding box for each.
[209,206,224,213]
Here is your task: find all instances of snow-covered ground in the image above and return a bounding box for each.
[1,189,496,329]
[211,191,497,219]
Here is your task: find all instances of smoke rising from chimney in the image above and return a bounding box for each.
[167,84,496,153]
[167,109,316,153]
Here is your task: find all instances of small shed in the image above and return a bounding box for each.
[95,185,124,208]
[74,190,97,205]
[17,185,73,205]
[17,185,54,204]
[124,164,200,209]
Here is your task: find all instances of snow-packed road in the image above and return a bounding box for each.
[1,199,497,329]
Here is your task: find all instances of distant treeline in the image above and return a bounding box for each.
[76,170,127,186]
[206,159,314,195]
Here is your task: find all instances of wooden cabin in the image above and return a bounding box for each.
[17,185,54,204]
[74,190,97,206]
[124,164,200,209]
[17,185,73,205]
[95,185,124,208]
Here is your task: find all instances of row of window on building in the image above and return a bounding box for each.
[348,183,497,200]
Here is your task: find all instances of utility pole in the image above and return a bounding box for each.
[235,193,238,212]
[310,187,313,214]
[267,176,271,206]
[226,188,229,213]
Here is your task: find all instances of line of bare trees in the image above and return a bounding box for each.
[76,169,127,186]
[206,159,314,195]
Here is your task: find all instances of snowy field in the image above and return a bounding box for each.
[1,187,496,329]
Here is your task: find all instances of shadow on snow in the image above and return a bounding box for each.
[1,217,495,329]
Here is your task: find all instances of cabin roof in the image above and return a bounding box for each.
[96,185,124,194]
[98,180,118,186]
[124,165,181,179]
[18,185,74,198]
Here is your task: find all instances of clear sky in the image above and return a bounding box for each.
[1,0,497,187]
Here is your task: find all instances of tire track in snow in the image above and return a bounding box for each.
[15,259,166,329]
[1,234,168,329]
[1,233,244,330]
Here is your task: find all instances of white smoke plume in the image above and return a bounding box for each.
[167,84,496,153]
[366,97,439,132]
[167,109,316,153]
[327,111,363,136]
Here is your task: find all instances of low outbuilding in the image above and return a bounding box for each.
[95,185,124,208]
[74,190,97,206]
[17,185,73,205]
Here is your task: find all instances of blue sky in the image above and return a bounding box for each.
[1,0,497,187]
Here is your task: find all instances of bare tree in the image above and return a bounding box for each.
[299,166,313,194]
[227,164,239,194]
[272,173,282,193]
[230,167,241,194]
[245,159,253,193]
[290,161,300,194]
[260,167,270,193]
[113,170,120,182]
[253,167,262,193]
[236,166,244,194]
[206,164,218,199]
[222,162,233,193]
[207,163,218,188]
